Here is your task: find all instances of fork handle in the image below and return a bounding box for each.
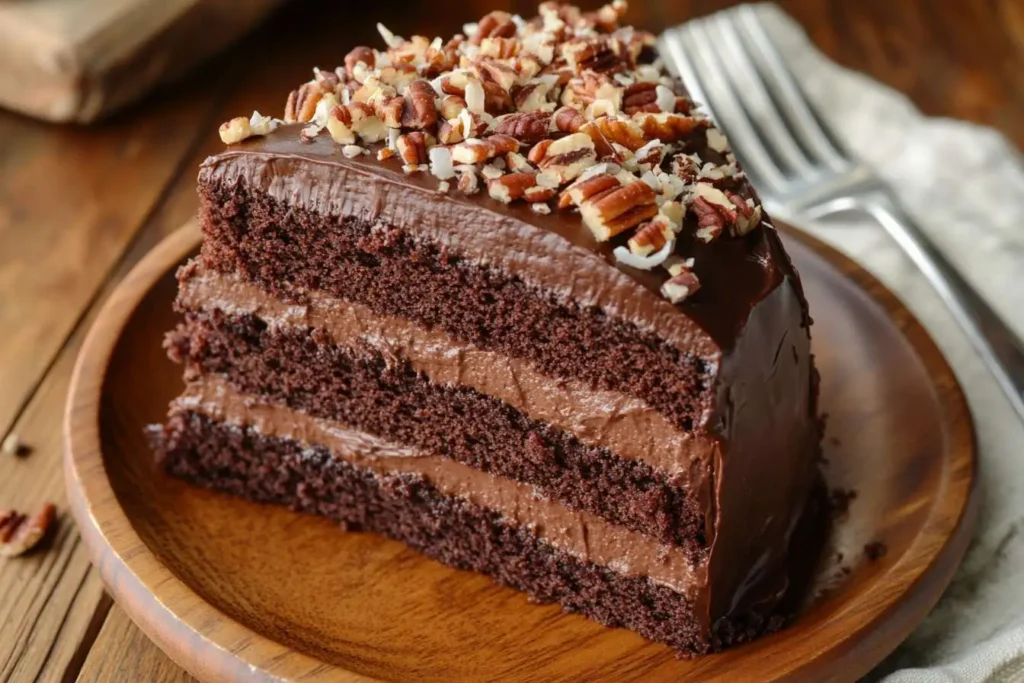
[863,194,1024,420]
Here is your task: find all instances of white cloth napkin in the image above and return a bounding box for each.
[751,5,1024,681]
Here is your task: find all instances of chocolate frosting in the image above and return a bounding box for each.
[175,377,706,597]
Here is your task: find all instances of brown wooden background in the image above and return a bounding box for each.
[0,1,1020,681]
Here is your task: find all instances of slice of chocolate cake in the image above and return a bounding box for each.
[149,1,822,655]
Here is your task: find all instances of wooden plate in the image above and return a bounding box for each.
[64,221,977,683]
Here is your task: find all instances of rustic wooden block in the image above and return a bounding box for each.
[0,0,283,122]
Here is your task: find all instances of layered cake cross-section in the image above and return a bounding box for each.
[149,1,823,655]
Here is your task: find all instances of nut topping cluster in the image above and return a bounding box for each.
[217,1,766,304]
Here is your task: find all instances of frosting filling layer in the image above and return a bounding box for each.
[178,264,716,482]
[175,377,707,596]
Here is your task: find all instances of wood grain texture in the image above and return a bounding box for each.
[62,222,976,682]
[0,0,283,122]
[0,0,1015,680]
[78,608,197,683]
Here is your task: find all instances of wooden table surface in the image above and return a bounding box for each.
[0,1,1019,681]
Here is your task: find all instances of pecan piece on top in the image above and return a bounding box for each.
[627,217,674,255]
[690,183,736,242]
[537,132,597,183]
[401,80,439,130]
[344,46,376,79]
[396,132,432,166]
[661,261,701,303]
[451,134,519,164]
[471,11,517,45]
[579,179,658,241]
[622,81,658,114]
[493,112,550,144]
[284,82,324,123]
[553,106,585,134]
[558,171,620,209]
[634,112,708,142]
[487,172,539,203]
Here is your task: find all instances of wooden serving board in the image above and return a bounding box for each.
[0,0,282,123]
[63,222,977,682]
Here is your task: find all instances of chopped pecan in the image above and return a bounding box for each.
[587,0,629,32]
[326,105,355,144]
[505,151,535,172]
[634,112,708,142]
[623,81,658,114]
[511,83,551,113]
[589,115,646,151]
[396,132,432,166]
[578,120,620,160]
[376,96,405,128]
[313,67,342,93]
[284,82,324,123]
[401,80,439,129]
[579,180,658,241]
[562,72,622,110]
[553,106,585,134]
[524,185,557,203]
[347,102,388,143]
[559,172,620,209]
[513,55,544,80]
[439,95,467,120]
[437,120,463,145]
[661,265,701,303]
[527,139,553,164]
[479,36,520,59]
[421,44,458,78]
[727,191,762,236]
[690,183,735,242]
[537,132,597,183]
[482,80,513,114]
[494,112,550,144]
[562,37,622,74]
[441,71,472,97]
[634,139,664,168]
[0,503,55,557]
[457,169,481,195]
[628,217,674,255]
[451,134,519,164]
[344,47,376,79]
[445,110,489,143]
[487,172,539,203]
[474,59,518,92]
[471,10,517,45]
[378,64,418,90]
[219,117,252,144]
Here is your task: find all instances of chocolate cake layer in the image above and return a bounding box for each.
[177,263,713,478]
[198,170,710,431]
[167,309,710,548]
[150,409,785,654]
[171,379,704,594]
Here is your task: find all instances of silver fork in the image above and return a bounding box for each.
[659,5,1024,423]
